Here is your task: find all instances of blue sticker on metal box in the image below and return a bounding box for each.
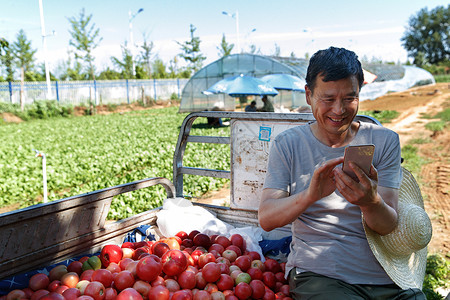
[259,126,271,141]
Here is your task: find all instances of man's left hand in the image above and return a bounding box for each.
[333,163,379,207]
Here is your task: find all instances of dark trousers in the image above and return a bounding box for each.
[288,269,426,300]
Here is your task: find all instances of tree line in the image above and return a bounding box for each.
[0,5,448,83]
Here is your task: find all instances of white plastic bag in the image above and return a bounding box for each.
[156,198,234,238]
[229,226,265,262]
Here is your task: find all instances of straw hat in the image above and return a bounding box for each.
[363,168,432,290]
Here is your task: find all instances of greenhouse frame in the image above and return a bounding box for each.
[179,53,435,113]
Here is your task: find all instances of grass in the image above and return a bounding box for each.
[359,110,399,123]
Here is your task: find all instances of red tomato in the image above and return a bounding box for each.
[39,292,65,300]
[166,237,181,250]
[175,231,189,240]
[197,253,216,269]
[234,256,251,272]
[222,250,238,262]
[116,288,143,300]
[193,233,211,249]
[247,267,263,281]
[30,289,49,300]
[49,265,68,281]
[105,288,118,300]
[29,273,50,291]
[216,274,234,292]
[67,261,83,275]
[133,280,152,299]
[204,283,218,294]
[201,262,221,283]
[193,290,211,300]
[114,271,135,291]
[92,269,114,288]
[225,245,241,257]
[152,242,171,258]
[195,272,207,289]
[6,289,26,300]
[84,282,106,300]
[48,280,62,292]
[80,269,94,281]
[100,245,123,268]
[78,296,95,300]
[177,270,196,290]
[234,282,252,300]
[188,230,201,240]
[208,244,225,255]
[230,234,246,253]
[136,255,162,282]
[249,280,265,299]
[148,285,170,300]
[60,272,80,289]
[164,278,181,293]
[262,272,276,289]
[161,249,188,276]
[172,290,192,300]
[264,259,281,274]
[62,288,81,300]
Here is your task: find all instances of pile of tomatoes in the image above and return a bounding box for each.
[3,230,292,300]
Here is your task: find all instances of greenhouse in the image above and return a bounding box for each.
[179,53,435,113]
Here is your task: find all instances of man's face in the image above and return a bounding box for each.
[306,75,359,137]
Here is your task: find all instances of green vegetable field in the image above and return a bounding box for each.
[0,107,230,219]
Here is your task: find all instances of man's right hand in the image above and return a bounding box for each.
[305,157,344,203]
[259,157,343,232]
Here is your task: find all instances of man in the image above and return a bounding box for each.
[245,100,257,112]
[260,95,274,112]
[258,47,426,299]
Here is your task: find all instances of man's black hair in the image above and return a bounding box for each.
[305,47,364,92]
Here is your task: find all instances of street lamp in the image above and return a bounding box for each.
[128,8,144,76]
[38,0,54,100]
[222,10,240,53]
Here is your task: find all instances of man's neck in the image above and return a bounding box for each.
[310,121,360,148]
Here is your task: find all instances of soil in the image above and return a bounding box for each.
[1,83,449,257]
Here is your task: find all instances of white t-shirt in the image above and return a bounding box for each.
[263,121,402,285]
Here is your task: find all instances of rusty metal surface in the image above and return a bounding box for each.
[0,177,175,279]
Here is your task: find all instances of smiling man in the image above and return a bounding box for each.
[258,47,426,299]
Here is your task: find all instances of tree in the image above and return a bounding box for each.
[111,45,134,79]
[152,57,168,79]
[139,33,154,79]
[248,44,261,55]
[401,5,449,65]
[217,34,234,57]
[11,29,37,81]
[177,24,206,75]
[272,43,281,57]
[68,8,103,79]
[0,39,14,81]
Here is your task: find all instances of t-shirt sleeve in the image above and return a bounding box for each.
[375,130,402,189]
[263,136,292,193]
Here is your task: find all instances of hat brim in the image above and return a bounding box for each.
[363,168,431,290]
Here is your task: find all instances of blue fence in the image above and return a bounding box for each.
[0,79,189,106]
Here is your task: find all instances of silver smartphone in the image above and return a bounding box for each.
[342,144,375,181]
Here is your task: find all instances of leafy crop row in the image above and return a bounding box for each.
[0,106,230,219]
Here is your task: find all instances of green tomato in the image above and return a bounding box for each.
[82,255,102,271]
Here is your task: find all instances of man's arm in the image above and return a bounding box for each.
[333,163,398,235]
[259,157,343,232]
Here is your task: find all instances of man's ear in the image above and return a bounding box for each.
[305,85,312,105]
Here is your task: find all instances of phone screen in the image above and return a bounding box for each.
[342,145,375,181]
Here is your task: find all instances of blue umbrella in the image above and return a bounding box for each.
[261,74,306,91]
[203,74,278,97]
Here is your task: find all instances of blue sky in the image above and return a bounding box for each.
[1,0,447,73]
